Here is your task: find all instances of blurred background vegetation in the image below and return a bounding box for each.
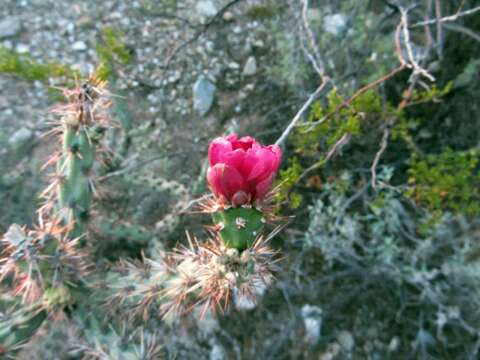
[1,0,480,359]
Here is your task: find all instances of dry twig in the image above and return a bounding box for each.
[275,80,330,146]
[410,5,480,27]
[370,126,390,189]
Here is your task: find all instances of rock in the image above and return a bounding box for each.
[388,337,400,352]
[223,11,234,22]
[244,83,255,91]
[252,39,265,48]
[196,1,217,17]
[77,15,94,28]
[323,14,347,35]
[228,62,240,70]
[301,305,323,344]
[337,331,355,351]
[205,40,215,52]
[193,75,216,116]
[9,127,33,147]
[66,22,75,34]
[233,25,242,34]
[209,344,225,360]
[0,18,21,39]
[243,56,257,76]
[15,44,29,54]
[72,40,87,51]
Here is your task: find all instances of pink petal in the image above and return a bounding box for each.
[207,165,224,197]
[225,133,256,151]
[208,138,232,166]
[225,133,238,142]
[247,159,266,181]
[221,165,247,199]
[247,147,276,181]
[255,173,274,200]
[268,144,282,173]
[207,163,246,200]
[232,136,255,150]
[222,148,246,170]
[239,149,257,178]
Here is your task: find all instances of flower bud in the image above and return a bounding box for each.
[207,134,282,206]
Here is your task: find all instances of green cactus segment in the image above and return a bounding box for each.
[0,305,47,356]
[58,125,104,237]
[212,207,264,251]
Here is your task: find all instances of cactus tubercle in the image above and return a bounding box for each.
[212,207,264,251]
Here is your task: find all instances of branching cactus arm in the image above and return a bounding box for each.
[47,77,112,238]
[0,76,113,357]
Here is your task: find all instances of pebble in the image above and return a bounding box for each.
[66,22,75,34]
[301,305,323,344]
[209,344,225,360]
[228,62,240,70]
[16,44,29,54]
[193,75,216,116]
[223,11,234,22]
[72,40,87,51]
[323,14,347,35]
[243,56,257,76]
[337,331,355,351]
[388,337,400,352]
[9,127,33,147]
[253,39,265,48]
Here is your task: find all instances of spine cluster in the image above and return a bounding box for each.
[0,76,112,355]
[43,78,112,237]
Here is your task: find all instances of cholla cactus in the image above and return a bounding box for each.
[163,233,280,315]
[72,317,163,360]
[205,134,282,250]
[1,76,111,304]
[40,75,112,238]
[107,134,284,318]
[0,221,89,305]
[0,76,113,355]
[106,233,279,319]
[0,303,47,358]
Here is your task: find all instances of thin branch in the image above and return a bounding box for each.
[295,132,351,185]
[371,126,390,189]
[400,7,435,81]
[302,19,407,130]
[300,0,326,79]
[275,80,330,146]
[410,5,480,27]
[435,0,444,58]
[443,23,480,43]
[304,65,405,130]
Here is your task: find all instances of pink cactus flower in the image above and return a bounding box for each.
[207,134,282,206]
